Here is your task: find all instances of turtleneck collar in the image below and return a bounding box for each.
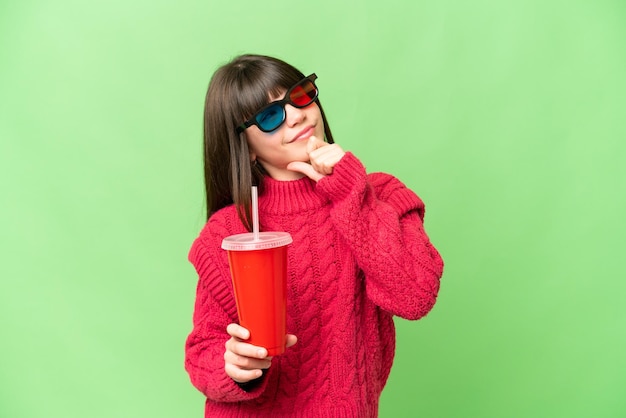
[258,175,328,215]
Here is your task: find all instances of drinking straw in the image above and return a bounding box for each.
[252,186,260,241]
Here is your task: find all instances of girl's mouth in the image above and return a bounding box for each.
[290,126,314,143]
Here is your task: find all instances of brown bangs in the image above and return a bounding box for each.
[232,70,304,125]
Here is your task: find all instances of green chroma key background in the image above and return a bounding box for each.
[1,1,624,417]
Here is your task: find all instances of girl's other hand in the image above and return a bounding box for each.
[287,136,346,182]
[224,323,297,383]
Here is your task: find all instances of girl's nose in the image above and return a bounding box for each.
[284,104,305,127]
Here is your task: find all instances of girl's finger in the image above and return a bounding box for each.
[224,349,272,370]
[287,161,325,182]
[286,334,298,348]
[226,338,268,359]
[309,144,345,175]
[225,362,263,383]
[306,136,326,154]
[226,323,250,340]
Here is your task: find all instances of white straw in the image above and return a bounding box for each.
[252,186,260,241]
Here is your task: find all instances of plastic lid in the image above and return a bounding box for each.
[221,231,293,251]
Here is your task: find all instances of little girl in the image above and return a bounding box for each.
[185,54,444,417]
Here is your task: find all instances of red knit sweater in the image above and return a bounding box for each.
[185,152,444,417]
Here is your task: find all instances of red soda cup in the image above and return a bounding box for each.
[222,232,292,356]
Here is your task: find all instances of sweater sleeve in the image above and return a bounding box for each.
[315,152,444,320]
[184,221,272,402]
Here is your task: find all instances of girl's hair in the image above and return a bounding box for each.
[202,54,334,229]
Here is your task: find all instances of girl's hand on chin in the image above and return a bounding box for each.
[287,136,346,182]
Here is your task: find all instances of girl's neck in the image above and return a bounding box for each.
[259,175,325,215]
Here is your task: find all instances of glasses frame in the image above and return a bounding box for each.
[236,73,318,134]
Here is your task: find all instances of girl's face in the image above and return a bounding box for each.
[245,94,325,181]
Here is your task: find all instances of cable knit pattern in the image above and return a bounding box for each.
[185,152,444,417]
